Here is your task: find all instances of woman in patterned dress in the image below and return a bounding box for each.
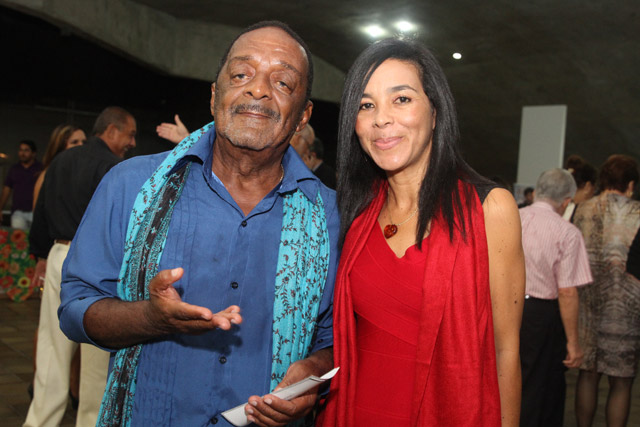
[573,154,640,427]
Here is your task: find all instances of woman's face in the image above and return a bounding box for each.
[355,59,436,177]
[66,129,86,149]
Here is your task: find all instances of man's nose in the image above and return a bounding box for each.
[245,73,272,100]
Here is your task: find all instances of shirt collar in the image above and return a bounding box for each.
[92,136,116,155]
[312,160,323,173]
[167,123,322,203]
[530,200,556,212]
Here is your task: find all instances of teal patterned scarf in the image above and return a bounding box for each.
[97,122,330,426]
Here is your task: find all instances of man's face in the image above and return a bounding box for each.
[212,27,312,152]
[17,143,35,164]
[111,116,137,158]
[525,192,534,203]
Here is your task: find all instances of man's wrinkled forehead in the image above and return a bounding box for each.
[225,27,308,73]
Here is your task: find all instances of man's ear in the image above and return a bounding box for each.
[102,123,118,143]
[210,83,216,118]
[295,101,313,132]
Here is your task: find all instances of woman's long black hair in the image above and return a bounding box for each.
[337,38,489,247]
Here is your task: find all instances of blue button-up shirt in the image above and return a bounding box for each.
[59,125,339,426]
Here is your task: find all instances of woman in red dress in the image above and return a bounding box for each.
[319,39,525,426]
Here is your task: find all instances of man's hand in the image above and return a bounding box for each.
[83,267,242,349]
[244,359,318,426]
[156,114,189,144]
[145,268,242,335]
[558,286,582,369]
[243,347,332,426]
[34,258,47,290]
[563,340,584,368]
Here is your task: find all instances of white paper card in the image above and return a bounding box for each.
[221,367,340,426]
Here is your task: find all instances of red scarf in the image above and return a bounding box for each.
[319,181,501,426]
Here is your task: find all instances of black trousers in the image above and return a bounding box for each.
[519,297,568,427]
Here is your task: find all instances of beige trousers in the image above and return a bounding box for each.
[76,343,110,426]
[24,243,109,427]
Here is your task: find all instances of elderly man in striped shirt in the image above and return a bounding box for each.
[519,168,593,427]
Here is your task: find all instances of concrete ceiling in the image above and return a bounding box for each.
[129,0,640,182]
[3,0,637,182]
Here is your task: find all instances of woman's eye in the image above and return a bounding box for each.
[359,103,374,111]
[396,96,411,103]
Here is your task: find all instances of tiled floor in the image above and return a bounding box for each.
[564,362,640,426]
[1,294,639,426]
[1,295,76,427]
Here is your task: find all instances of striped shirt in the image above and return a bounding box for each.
[519,201,592,299]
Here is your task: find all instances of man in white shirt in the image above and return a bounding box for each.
[519,168,593,427]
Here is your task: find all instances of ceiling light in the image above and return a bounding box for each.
[363,25,386,38]
[453,52,462,60]
[394,21,415,32]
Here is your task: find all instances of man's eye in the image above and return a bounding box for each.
[277,81,290,88]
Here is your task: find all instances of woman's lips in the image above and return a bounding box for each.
[373,136,402,150]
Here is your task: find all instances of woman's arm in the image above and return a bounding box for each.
[627,227,640,280]
[32,170,46,211]
[483,188,526,427]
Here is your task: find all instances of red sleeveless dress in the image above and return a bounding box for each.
[319,181,501,427]
[350,224,426,425]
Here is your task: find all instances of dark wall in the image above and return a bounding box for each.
[0,6,339,175]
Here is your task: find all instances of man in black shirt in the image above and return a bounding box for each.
[306,137,336,189]
[26,106,136,427]
[290,124,336,189]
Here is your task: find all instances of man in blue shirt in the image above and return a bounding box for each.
[59,21,338,427]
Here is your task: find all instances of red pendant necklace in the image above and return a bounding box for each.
[383,206,419,239]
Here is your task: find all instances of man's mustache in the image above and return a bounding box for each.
[233,104,280,121]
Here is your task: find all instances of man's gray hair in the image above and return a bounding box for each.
[534,168,577,206]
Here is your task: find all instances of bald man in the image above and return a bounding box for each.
[290,123,315,168]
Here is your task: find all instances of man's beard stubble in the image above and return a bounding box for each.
[214,102,300,152]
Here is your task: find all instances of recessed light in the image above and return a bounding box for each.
[453,52,462,60]
[363,25,386,38]
[394,21,415,32]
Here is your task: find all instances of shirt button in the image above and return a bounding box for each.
[219,356,227,364]
[231,281,239,289]
[209,416,218,424]
[241,220,248,227]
